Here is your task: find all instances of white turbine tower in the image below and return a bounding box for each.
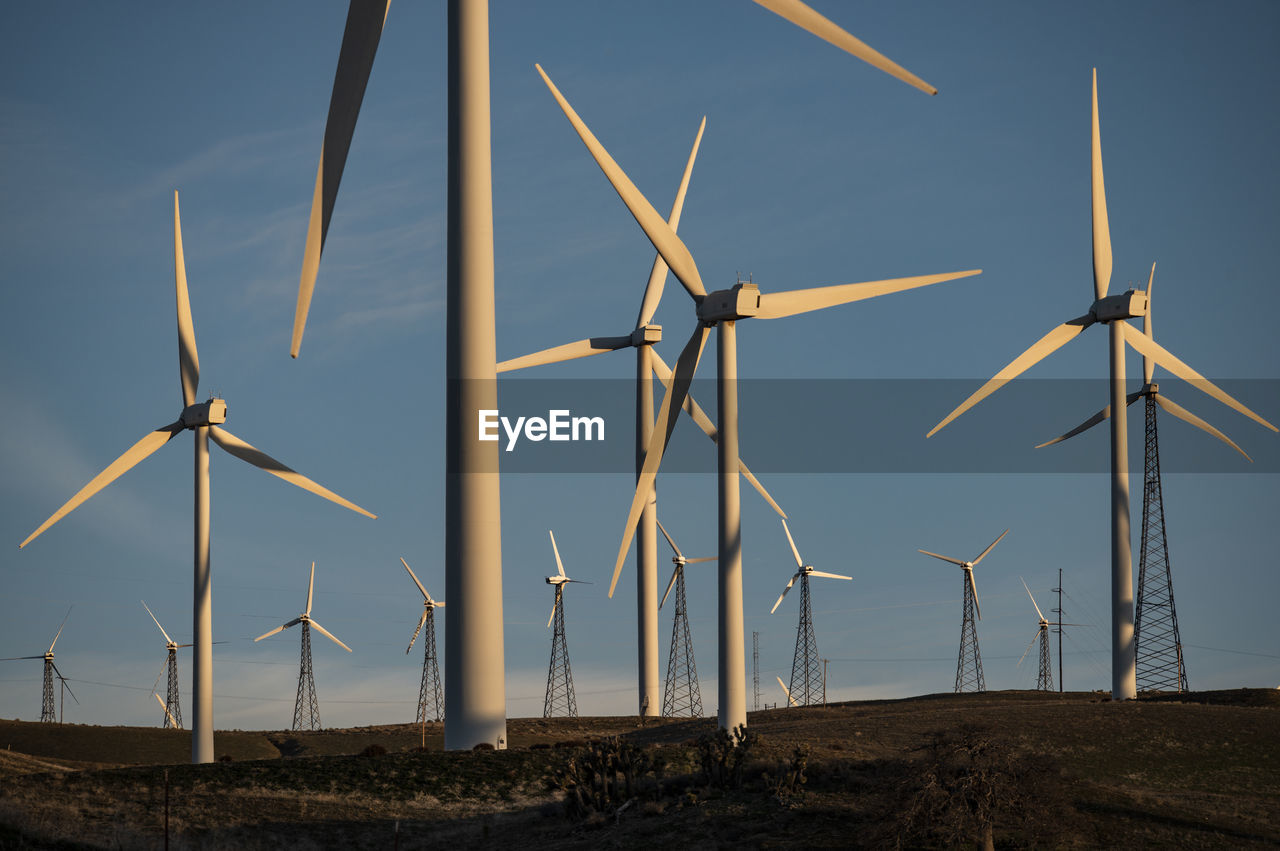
[401,557,445,724]
[918,529,1008,693]
[770,519,851,706]
[498,119,787,718]
[534,66,978,731]
[927,71,1276,701]
[17,192,374,761]
[256,561,353,731]
[142,601,190,729]
[1,609,72,723]
[296,0,946,749]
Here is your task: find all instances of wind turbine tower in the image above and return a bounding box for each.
[657,520,714,717]
[255,562,353,731]
[401,558,445,723]
[143,601,188,729]
[543,531,587,718]
[770,519,851,706]
[919,529,1008,693]
[1,610,71,723]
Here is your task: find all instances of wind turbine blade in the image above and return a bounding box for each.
[309,619,353,652]
[771,574,800,614]
[655,519,683,560]
[208,426,378,517]
[608,323,709,597]
[636,117,707,328]
[1017,631,1039,667]
[780,518,804,568]
[1035,392,1141,449]
[810,570,852,581]
[1143,262,1156,384]
[917,549,964,566]
[685,556,717,564]
[968,569,982,621]
[141,600,174,646]
[496,335,632,373]
[1119,323,1277,432]
[536,64,706,299]
[547,595,558,629]
[47,608,71,654]
[406,610,428,654]
[927,315,1095,438]
[19,423,183,550]
[970,529,1009,566]
[1091,68,1112,301]
[172,191,199,407]
[155,692,178,727]
[660,565,681,610]
[549,530,566,577]
[755,270,981,320]
[292,0,391,359]
[650,349,788,518]
[53,666,79,705]
[0,656,46,661]
[751,0,938,95]
[1155,394,1252,462]
[1020,577,1046,622]
[306,561,316,616]
[776,675,798,707]
[400,557,430,600]
[255,617,302,642]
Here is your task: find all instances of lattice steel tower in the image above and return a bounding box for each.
[543,585,578,717]
[955,572,986,693]
[662,563,702,717]
[788,575,825,705]
[41,657,56,723]
[293,622,322,731]
[752,631,760,712]
[1134,392,1188,692]
[162,646,183,728]
[415,608,444,723]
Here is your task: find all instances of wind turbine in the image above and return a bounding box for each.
[498,119,787,718]
[535,65,978,731]
[256,561,353,731]
[297,0,947,750]
[926,70,1276,701]
[918,529,1008,693]
[770,519,851,706]
[17,192,374,761]
[1,609,72,723]
[544,530,589,718]
[401,557,445,723]
[1017,578,1080,692]
[656,520,715,717]
[142,601,190,730]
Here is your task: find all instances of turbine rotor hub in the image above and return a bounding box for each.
[180,398,228,428]
[1089,289,1147,323]
[631,324,662,346]
[696,282,760,323]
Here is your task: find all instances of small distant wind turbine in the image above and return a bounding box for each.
[919,529,1008,693]
[537,63,979,732]
[926,71,1276,701]
[256,562,352,731]
[544,531,589,718]
[401,557,444,723]
[770,519,850,706]
[1018,578,1081,692]
[1,609,72,723]
[17,192,374,760]
[142,601,190,729]
[657,520,715,717]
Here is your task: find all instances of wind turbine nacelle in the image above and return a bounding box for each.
[697,283,760,322]
[1091,289,1147,322]
[181,398,228,428]
[631,324,662,346]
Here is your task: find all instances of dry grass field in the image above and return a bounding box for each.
[1,688,1277,849]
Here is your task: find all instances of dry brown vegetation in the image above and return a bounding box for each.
[0,688,1277,848]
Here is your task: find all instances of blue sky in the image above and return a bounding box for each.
[1,1,1277,729]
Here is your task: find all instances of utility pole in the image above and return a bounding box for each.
[821,658,828,707]
[1052,568,1064,693]
[752,631,760,712]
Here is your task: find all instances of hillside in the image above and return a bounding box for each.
[1,689,1277,848]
